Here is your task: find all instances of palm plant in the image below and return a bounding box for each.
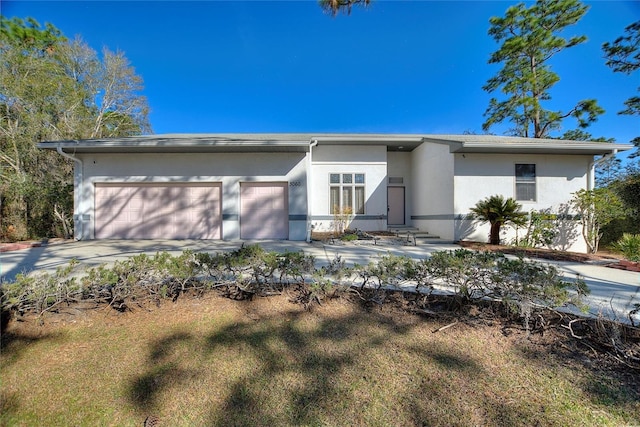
[469,195,527,245]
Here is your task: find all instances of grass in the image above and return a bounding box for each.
[1,293,639,426]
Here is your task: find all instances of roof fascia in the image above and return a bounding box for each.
[37,139,311,153]
[421,137,632,155]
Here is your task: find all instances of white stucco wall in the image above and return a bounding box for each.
[76,152,308,240]
[387,151,413,226]
[310,145,387,232]
[454,153,590,252]
[410,142,455,240]
[70,143,593,251]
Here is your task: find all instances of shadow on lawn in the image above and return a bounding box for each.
[127,331,198,411]
[203,305,432,426]
[514,335,640,421]
[0,329,66,369]
[124,297,564,426]
[0,328,67,424]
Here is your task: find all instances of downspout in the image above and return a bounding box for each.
[306,139,318,242]
[588,149,618,190]
[56,145,83,240]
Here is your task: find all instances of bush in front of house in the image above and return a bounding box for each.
[469,195,528,245]
[340,233,358,242]
[1,246,589,330]
[613,233,640,262]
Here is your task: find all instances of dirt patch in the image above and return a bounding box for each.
[608,259,640,272]
[0,238,73,253]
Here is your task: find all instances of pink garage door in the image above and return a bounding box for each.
[240,182,288,239]
[95,183,222,239]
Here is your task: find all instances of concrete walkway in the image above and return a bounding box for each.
[1,239,638,324]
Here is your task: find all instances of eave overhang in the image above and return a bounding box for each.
[37,133,428,153]
[37,134,312,153]
[422,135,633,156]
[37,133,634,156]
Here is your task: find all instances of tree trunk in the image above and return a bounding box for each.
[489,222,501,245]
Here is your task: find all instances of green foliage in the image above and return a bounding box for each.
[571,188,627,253]
[0,16,151,240]
[2,259,82,317]
[0,16,66,50]
[428,250,501,299]
[612,233,640,262]
[194,245,317,299]
[600,217,640,247]
[483,0,603,138]
[340,233,358,241]
[601,167,640,244]
[469,195,527,244]
[356,253,414,289]
[314,254,353,289]
[604,21,640,75]
[1,246,590,327]
[516,210,558,248]
[277,250,316,284]
[559,129,614,143]
[352,254,416,305]
[404,257,436,293]
[424,249,589,329]
[612,171,640,213]
[492,257,589,330]
[603,20,640,155]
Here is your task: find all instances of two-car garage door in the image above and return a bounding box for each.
[95,183,222,239]
[94,182,289,240]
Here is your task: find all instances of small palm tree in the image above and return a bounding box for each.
[469,195,527,245]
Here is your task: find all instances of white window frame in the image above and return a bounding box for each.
[329,173,365,214]
[515,163,536,202]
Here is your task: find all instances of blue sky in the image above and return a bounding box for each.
[2,1,639,149]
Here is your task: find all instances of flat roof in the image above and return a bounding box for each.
[38,133,632,155]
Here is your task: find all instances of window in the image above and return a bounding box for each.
[515,164,536,201]
[330,173,365,214]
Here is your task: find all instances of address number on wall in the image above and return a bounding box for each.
[289,181,303,187]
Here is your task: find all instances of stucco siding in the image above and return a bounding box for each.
[454,153,589,252]
[387,151,412,226]
[76,152,308,240]
[410,143,455,240]
[310,145,387,232]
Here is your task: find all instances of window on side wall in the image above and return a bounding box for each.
[515,163,536,201]
[329,173,365,214]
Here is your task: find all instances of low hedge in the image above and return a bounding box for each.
[1,246,592,329]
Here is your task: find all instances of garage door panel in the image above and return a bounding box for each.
[240,182,288,240]
[95,183,221,239]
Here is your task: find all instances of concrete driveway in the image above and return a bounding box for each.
[1,239,638,323]
[0,239,461,282]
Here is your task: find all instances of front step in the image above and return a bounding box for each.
[388,226,419,234]
[388,226,440,245]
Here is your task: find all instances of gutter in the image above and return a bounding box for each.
[588,149,618,190]
[306,139,318,242]
[56,145,84,240]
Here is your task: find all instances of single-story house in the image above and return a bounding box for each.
[39,133,632,252]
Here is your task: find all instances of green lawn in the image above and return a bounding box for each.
[1,293,638,426]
